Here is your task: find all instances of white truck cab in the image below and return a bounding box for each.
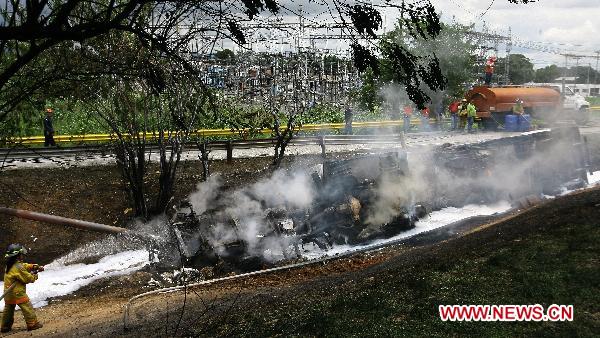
[562,86,590,110]
[534,84,590,124]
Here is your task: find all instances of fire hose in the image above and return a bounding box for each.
[120,207,511,331]
[0,284,16,302]
[0,207,128,234]
[0,204,418,330]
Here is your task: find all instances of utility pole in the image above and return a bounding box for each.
[561,53,569,97]
[595,51,599,86]
[574,56,581,91]
[559,53,586,95]
[587,62,591,95]
[505,27,512,84]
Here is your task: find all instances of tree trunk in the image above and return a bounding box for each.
[114,141,148,220]
[155,132,183,215]
[198,142,210,181]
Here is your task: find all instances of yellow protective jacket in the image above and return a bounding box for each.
[512,103,524,114]
[3,262,38,305]
[458,104,466,117]
[467,103,477,117]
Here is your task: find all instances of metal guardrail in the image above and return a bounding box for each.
[0,134,407,162]
[3,119,431,145]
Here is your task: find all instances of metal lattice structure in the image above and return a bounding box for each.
[465,25,512,85]
[183,18,365,109]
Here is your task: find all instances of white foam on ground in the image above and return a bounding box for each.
[0,250,149,310]
[305,171,597,260]
[2,169,597,309]
[302,201,512,259]
[557,170,600,196]
[587,170,600,186]
[521,128,551,135]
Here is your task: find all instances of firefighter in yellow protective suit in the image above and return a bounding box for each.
[458,99,469,130]
[1,244,44,332]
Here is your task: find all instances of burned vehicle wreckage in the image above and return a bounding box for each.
[167,125,591,269]
[170,151,426,267]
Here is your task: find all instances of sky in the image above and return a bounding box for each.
[429,0,600,69]
[239,0,600,70]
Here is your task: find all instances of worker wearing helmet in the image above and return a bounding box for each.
[448,99,460,131]
[512,99,524,115]
[466,100,477,133]
[402,104,413,133]
[484,56,496,86]
[458,99,469,130]
[43,108,56,147]
[1,244,44,332]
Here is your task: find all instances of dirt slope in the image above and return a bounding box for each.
[2,186,597,337]
[0,157,279,278]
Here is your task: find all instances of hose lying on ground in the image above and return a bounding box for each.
[122,207,519,330]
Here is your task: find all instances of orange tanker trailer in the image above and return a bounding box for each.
[465,86,561,129]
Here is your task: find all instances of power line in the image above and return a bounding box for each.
[479,0,496,19]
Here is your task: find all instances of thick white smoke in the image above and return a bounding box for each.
[363,132,585,227]
[186,169,315,260]
[188,175,222,214]
[181,128,585,261]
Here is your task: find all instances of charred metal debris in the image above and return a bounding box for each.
[167,125,591,269]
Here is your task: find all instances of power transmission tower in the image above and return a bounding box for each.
[595,51,600,85]
[505,27,512,84]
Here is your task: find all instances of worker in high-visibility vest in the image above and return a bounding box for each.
[466,100,477,133]
[512,99,525,115]
[402,104,413,133]
[1,244,44,332]
[512,98,526,131]
[458,99,469,130]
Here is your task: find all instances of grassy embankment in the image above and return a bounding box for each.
[587,97,600,118]
[196,189,600,337]
[3,100,396,146]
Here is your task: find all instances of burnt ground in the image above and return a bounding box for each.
[119,187,600,337]
[2,120,599,271]
[2,184,597,337]
[0,145,406,276]
[0,154,326,278]
[0,123,599,336]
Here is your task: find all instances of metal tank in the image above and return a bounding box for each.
[465,86,561,129]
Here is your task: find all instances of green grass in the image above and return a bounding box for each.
[284,227,595,336]
[585,96,600,106]
[197,203,600,337]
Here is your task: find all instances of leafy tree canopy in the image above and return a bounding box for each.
[534,64,562,83]
[0,0,536,123]
[535,64,600,84]
[496,54,534,85]
[215,49,236,60]
[0,0,280,122]
[355,20,477,111]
